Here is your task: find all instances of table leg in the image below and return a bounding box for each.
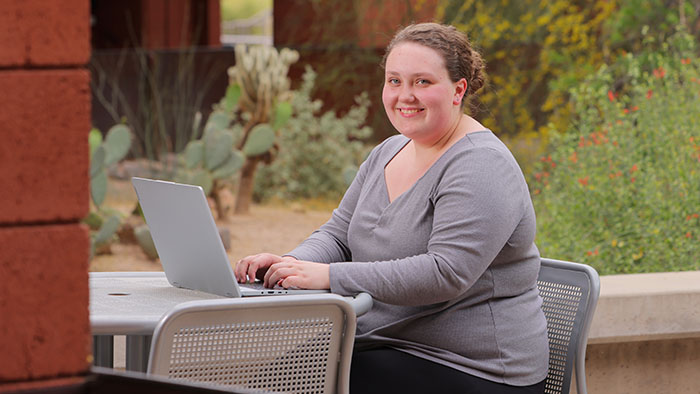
[92,335,114,368]
[125,335,152,372]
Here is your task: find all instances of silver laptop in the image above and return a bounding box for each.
[132,177,327,297]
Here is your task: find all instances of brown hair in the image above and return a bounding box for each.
[382,23,486,106]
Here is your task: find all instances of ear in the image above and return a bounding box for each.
[453,78,468,106]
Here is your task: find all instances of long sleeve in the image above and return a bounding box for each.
[286,139,389,263]
[330,145,530,305]
[287,132,549,386]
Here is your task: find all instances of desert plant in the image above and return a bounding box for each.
[86,124,133,256]
[175,46,295,218]
[531,29,700,274]
[175,99,244,195]
[225,44,299,214]
[254,66,372,201]
[90,47,222,162]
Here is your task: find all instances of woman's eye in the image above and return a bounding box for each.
[417,79,431,85]
[388,78,400,85]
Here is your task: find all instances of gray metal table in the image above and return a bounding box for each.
[89,271,373,372]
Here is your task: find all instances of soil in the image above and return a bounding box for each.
[89,178,334,272]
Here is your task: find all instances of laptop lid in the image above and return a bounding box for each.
[132,177,325,298]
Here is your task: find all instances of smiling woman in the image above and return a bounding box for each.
[382,42,462,146]
[235,23,549,394]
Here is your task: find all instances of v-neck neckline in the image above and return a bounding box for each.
[381,133,480,206]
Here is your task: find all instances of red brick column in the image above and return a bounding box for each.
[0,0,92,391]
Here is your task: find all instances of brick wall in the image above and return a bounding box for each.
[0,0,92,391]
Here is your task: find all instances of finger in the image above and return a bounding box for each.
[265,265,296,288]
[243,254,279,283]
[247,260,263,284]
[263,261,286,287]
[236,254,262,282]
[235,261,249,282]
[234,259,249,283]
[263,263,280,288]
[279,275,304,290]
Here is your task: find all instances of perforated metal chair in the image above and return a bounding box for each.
[147,294,358,394]
[538,258,600,394]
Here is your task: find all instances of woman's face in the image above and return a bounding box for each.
[382,42,465,144]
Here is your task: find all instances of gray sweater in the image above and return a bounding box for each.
[288,131,549,385]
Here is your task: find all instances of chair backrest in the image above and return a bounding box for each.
[537,258,600,394]
[147,294,357,394]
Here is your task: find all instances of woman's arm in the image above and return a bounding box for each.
[235,139,388,284]
[328,147,530,305]
[284,139,386,263]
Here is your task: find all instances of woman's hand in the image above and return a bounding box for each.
[234,253,284,284]
[264,256,330,290]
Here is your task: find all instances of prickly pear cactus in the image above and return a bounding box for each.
[90,125,132,207]
[243,124,275,157]
[177,110,245,194]
[86,124,133,258]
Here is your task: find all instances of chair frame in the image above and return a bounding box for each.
[538,258,600,394]
[147,293,357,394]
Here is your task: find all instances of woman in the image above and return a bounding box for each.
[235,23,549,393]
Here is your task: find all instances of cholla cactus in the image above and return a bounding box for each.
[223,45,299,214]
[228,45,299,125]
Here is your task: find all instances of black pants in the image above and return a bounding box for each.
[350,347,546,394]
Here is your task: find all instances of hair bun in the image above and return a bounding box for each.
[467,49,486,94]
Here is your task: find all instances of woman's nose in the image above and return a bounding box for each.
[398,85,416,102]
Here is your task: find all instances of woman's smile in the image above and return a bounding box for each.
[398,107,425,116]
[382,42,465,145]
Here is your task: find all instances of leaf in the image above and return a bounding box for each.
[83,211,103,230]
[90,145,106,178]
[272,101,293,130]
[190,170,214,195]
[91,170,107,207]
[224,84,242,112]
[94,214,120,245]
[103,124,132,166]
[183,140,204,169]
[212,150,245,179]
[203,111,231,135]
[243,124,275,157]
[134,225,159,260]
[230,123,244,146]
[204,128,234,170]
[89,128,103,157]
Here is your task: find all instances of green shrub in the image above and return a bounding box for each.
[254,66,372,201]
[532,30,700,275]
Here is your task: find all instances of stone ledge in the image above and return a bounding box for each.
[588,270,700,344]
